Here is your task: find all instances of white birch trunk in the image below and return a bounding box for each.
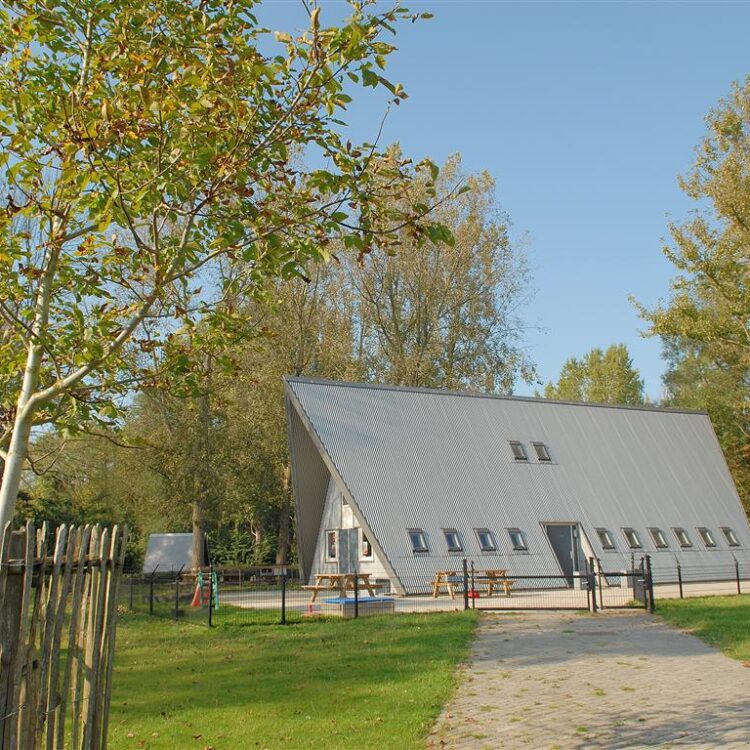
[0,233,60,529]
[0,348,43,529]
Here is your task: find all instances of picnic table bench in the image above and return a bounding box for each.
[302,573,382,602]
[432,569,516,599]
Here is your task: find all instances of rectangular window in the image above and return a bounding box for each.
[596,528,615,550]
[622,528,642,549]
[443,528,463,553]
[697,527,717,548]
[475,528,497,552]
[325,530,338,561]
[649,528,669,549]
[509,441,528,461]
[721,527,740,547]
[507,528,527,551]
[672,527,692,548]
[361,531,374,560]
[532,442,552,461]
[408,529,429,553]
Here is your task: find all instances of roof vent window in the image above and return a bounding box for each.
[721,527,740,547]
[622,528,642,549]
[596,528,615,550]
[475,528,497,552]
[507,528,528,551]
[673,527,692,548]
[532,442,552,462]
[649,528,669,549]
[408,529,429,553]
[509,441,528,461]
[443,528,463,553]
[697,527,717,548]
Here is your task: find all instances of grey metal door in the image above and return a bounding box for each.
[337,529,359,574]
[545,524,580,587]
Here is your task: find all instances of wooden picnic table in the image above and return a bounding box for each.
[475,569,514,597]
[302,572,379,602]
[432,570,461,599]
[432,569,515,599]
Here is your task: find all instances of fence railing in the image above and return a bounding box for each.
[120,555,750,627]
[0,522,127,750]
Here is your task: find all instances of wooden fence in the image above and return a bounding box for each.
[0,522,127,750]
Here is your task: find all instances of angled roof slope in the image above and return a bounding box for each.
[285,378,750,587]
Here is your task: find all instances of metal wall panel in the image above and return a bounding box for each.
[285,378,750,592]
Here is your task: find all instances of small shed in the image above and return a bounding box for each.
[143,533,193,574]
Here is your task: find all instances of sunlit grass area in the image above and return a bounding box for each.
[658,595,750,662]
[108,611,478,750]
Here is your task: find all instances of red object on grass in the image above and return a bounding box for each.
[190,583,202,608]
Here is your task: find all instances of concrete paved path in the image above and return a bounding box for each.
[428,611,750,750]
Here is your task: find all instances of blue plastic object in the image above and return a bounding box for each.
[322,596,395,604]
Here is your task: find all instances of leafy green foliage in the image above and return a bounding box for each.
[635,77,750,506]
[543,344,644,405]
[350,153,535,392]
[0,0,447,517]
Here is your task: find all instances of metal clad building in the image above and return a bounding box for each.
[285,377,750,594]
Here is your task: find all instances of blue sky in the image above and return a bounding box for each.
[263,1,750,399]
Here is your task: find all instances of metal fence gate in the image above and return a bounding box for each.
[469,557,654,613]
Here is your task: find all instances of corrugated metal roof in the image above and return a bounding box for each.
[285,377,750,590]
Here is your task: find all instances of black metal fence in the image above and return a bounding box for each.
[650,557,749,599]
[119,555,750,626]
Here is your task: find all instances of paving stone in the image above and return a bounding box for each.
[427,611,750,750]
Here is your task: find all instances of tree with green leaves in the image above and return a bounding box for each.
[0,0,447,528]
[543,344,644,405]
[350,154,534,392]
[635,77,750,507]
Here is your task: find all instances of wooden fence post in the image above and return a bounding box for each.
[0,526,24,750]
[0,522,126,750]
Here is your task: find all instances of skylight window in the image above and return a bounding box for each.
[673,527,692,548]
[408,529,429,553]
[648,528,669,549]
[697,527,717,548]
[721,527,740,547]
[622,528,642,549]
[475,528,497,552]
[443,528,463,553]
[507,528,527,551]
[509,441,528,461]
[532,442,552,461]
[596,528,615,550]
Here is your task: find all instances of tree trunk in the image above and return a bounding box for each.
[275,464,292,565]
[190,385,213,570]
[0,413,34,529]
[191,500,206,570]
[0,333,46,529]
[0,237,60,528]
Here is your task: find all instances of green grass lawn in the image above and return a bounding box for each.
[108,610,478,750]
[658,594,750,662]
